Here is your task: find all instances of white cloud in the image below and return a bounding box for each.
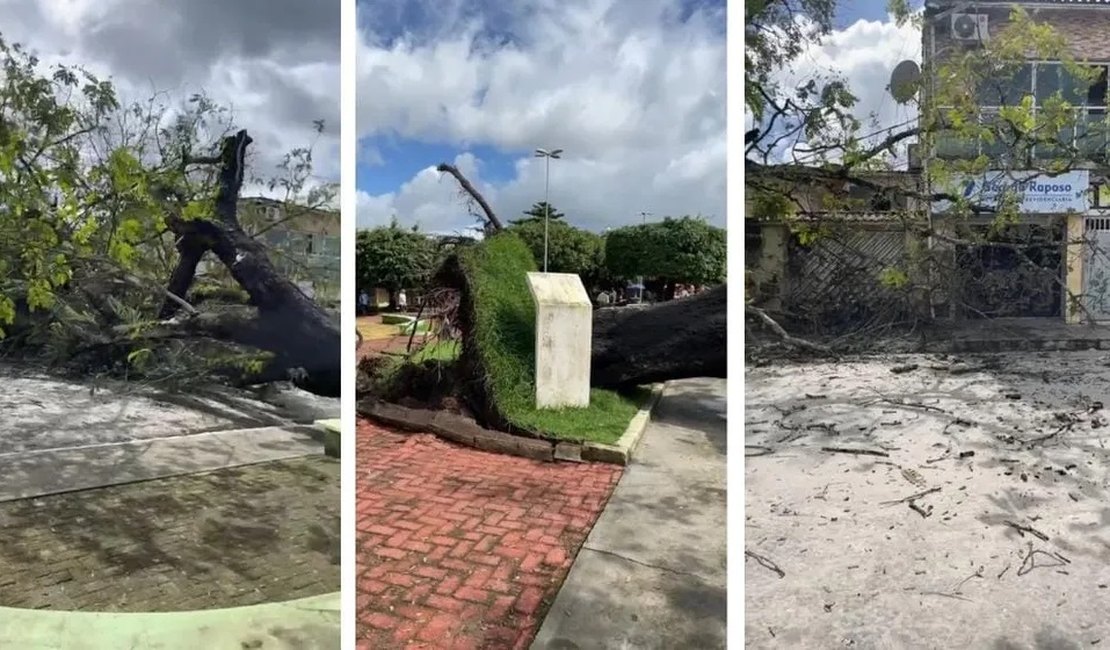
[761,14,922,164]
[0,0,339,199]
[356,0,725,232]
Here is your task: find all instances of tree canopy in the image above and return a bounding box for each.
[0,33,338,390]
[355,220,438,293]
[605,217,726,286]
[510,201,565,225]
[505,217,603,282]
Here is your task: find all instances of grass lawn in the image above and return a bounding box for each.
[458,233,648,445]
[411,340,461,363]
[357,318,400,340]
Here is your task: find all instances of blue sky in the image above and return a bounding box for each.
[356,0,726,233]
[834,0,924,27]
[748,0,924,164]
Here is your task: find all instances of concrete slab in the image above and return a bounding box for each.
[0,592,339,649]
[0,365,337,455]
[0,425,323,502]
[746,352,1110,648]
[532,378,727,650]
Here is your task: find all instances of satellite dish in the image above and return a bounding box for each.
[889,59,922,103]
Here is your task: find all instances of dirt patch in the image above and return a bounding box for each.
[746,351,1110,648]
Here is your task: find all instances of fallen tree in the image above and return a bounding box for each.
[360,162,726,432]
[152,130,339,396]
[0,41,339,396]
[432,162,727,388]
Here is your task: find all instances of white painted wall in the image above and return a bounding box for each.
[526,272,592,409]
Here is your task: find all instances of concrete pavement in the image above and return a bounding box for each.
[0,593,340,649]
[0,366,339,499]
[0,365,336,454]
[0,425,325,502]
[531,377,727,650]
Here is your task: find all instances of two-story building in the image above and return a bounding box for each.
[923,0,1110,322]
[198,197,340,304]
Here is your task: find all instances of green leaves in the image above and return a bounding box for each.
[356,222,438,293]
[604,217,726,285]
[505,218,603,280]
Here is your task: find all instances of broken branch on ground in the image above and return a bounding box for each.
[745,550,785,578]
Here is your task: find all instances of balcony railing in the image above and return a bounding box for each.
[935,108,1110,161]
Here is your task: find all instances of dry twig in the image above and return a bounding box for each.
[745,550,785,578]
[881,486,942,506]
[1003,520,1049,542]
[821,446,889,457]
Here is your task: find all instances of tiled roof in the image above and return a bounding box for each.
[932,6,1110,60]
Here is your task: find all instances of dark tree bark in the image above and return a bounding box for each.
[159,130,340,396]
[436,163,503,233]
[591,285,727,387]
[159,238,206,319]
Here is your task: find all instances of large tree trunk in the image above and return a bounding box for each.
[160,130,340,396]
[591,285,727,387]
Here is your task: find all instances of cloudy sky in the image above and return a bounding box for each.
[751,1,923,163]
[356,0,726,234]
[0,0,340,198]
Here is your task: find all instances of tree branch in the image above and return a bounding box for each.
[436,163,503,232]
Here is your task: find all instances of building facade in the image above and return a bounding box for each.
[923,0,1110,323]
[199,197,340,303]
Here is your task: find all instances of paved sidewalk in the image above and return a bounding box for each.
[0,425,323,502]
[0,593,340,649]
[0,367,334,454]
[0,457,340,611]
[532,378,728,650]
[356,420,622,649]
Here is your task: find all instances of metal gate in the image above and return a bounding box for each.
[1083,217,1110,320]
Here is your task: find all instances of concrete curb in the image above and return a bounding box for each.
[360,386,665,465]
[315,419,341,458]
[579,383,665,465]
[0,592,339,649]
[360,401,556,462]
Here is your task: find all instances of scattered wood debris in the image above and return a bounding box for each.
[821,446,889,457]
[1017,546,1069,577]
[909,502,932,518]
[1003,521,1049,542]
[881,486,942,506]
[745,550,785,578]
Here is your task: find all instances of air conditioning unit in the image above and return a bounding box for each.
[951,13,989,42]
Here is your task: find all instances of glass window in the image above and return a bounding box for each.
[1075,111,1105,156]
[1090,66,1108,108]
[977,63,1032,106]
[1036,63,1088,105]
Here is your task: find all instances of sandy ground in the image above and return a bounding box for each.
[745,351,1110,649]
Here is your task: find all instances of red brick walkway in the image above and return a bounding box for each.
[356,419,622,649]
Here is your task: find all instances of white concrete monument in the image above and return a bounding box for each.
[525,272,592,409]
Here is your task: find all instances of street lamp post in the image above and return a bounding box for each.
[637,212,651,302]
[534,147,563,273]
